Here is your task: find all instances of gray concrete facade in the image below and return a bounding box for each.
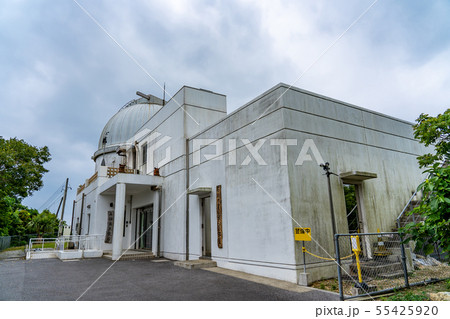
[73,83,426,285]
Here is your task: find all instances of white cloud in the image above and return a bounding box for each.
[3,0,450,213]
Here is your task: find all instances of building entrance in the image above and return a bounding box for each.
[138,205,153,250]
[201,197,211,258]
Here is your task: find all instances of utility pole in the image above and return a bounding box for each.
[58,178,69,236]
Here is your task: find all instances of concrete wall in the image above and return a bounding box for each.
[74,83,426,285]
[187,83,426,284]
[278,85,426,282]
[188,86,298,283]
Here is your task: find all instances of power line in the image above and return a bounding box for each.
[38,182,65,211]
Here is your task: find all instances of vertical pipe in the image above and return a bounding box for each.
[327,173,337,238]
[79,194,85,235]
[157,188,162,257]
[302,241,307,273]
[335,234,344,301]
[185,138,190,260]
[134,208,138,249]
[70,200,76,236]
[399,235,410,288]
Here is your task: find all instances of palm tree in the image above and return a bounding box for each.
[27,210,59,238]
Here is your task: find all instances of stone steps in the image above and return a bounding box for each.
[102,250,156,261]
[378,271,405,279]
[349,261,403,277]
[174,259,217,269]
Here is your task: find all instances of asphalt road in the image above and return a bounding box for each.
[0,258,340,301]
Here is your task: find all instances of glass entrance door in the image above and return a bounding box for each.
[202,197,211,257]
[139,206,153,250]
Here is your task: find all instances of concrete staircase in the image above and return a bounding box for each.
[392,200,423,231]
[349,256,404,280]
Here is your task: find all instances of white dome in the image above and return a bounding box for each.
[97,98,162,150]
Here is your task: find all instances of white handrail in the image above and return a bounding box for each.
[26,234,105,259]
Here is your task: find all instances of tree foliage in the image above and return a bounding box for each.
[0,137,51,200]
[344,185,359,232]
[402,109,450,257]
[27,209,60,237]
[0,196,60,238]
[0,137,57,238]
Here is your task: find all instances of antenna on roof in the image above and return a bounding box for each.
[163,82,166,106]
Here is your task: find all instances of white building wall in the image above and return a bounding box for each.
[73,83,427,285]
[188,87,298,283]
[129,86,227,261]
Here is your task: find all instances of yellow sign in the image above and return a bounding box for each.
[294,227,311,241]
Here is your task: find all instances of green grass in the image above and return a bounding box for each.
[2,245,27,252]
[383,291,430,301]
[2,242,68,252]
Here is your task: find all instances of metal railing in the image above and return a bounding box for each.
[335,232,450,300]
[55,234,104,251]
[107,167,136,178]
[26,234,104,259]
[396,179,427,229]
[28,237,59,252]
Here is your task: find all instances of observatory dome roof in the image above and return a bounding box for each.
[97,98,162,150]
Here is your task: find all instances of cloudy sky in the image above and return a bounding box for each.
[1,0,449,220]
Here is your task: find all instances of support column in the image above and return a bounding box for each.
[112,183,126,260]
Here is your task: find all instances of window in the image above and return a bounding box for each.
[142,144,148,165]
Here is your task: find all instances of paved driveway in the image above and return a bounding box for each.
[0,258,339,301]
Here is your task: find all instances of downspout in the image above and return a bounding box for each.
[79,193,85,235]
[70,200,76,236]
[157,187,162,257]
[129,195,133,248]
[134,207,138,249]
[185,138,190,260]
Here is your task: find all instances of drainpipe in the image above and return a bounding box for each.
[129,195,133,248]
[79,193,85,235]
[70,200,76,236]
[134,205,138,249]
[185,138,190,260]
[157,187,162,257]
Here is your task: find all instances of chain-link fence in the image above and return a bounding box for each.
[335,232,450,300]
[0,236,11,251]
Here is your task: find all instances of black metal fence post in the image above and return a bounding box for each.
[399,236,410,288]
[335,234,344,301]
[397,219,410,288]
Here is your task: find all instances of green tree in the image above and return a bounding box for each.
[27,209,59,238]
[0,197,15,236]
[0,137,51,200]
[344,185,359,232]
[402,109,450,257]
[0,137,51,236]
